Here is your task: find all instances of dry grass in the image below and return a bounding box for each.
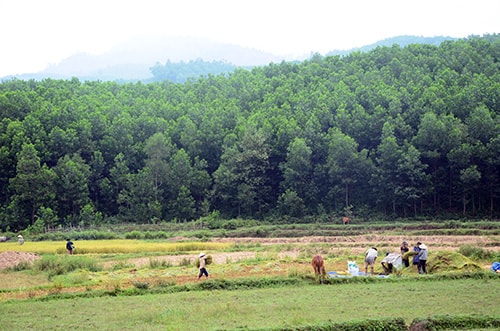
[0,240,232,255]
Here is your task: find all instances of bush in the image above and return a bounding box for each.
[265,317,407,331]
[34,255,102,277]
[409,314,500,330]
[124,231,144,239]
[132,281,149,290]
[149,258,171,268]
[458,244,493,260]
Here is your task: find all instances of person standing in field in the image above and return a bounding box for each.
[364,247,378,275]
[198,252,209,280]
[400,241,409,267]
[417,242,428,274]
[18,234,24,245]
[412,243,421,268]
[66,238,75,255]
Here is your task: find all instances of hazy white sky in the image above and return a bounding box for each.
[1,0,499,77]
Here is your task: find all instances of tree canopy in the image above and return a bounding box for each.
[1,35,499,230]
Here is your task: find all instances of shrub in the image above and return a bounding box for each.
[178,257,192,267]
[34,255,102,277]
[409,314,500,330]
[458,244,493,260]
[149,258,171,268]
[7,261,32,271]
[124,231,144,239]
[132,281,149,290]
[265,317,407,330]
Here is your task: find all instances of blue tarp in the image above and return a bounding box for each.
[328,271,390,278]
[491,262,500,272]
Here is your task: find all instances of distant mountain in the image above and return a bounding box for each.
[2,35,458,82]
[4,36,283,82]
[326,35,457,56]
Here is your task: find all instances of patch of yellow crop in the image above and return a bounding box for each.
[0,240,231,255]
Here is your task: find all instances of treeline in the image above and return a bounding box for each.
[1,35,499,231]
[149,59,236,83]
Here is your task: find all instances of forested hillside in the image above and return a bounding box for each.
[1,35,499,231]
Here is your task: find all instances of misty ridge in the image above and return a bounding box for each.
[3,35,455,83]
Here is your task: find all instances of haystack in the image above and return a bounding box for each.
[427,251,482,273]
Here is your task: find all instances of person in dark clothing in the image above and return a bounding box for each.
[66,239,74,255]
[400,241,410,267]
[197,252,209,280]
[412,243,421,267]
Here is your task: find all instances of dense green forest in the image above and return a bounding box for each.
[149,59,237,83]
[1,35,499,231]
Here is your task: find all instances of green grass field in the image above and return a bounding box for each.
[1,278,499,330]
[1,224,499,330]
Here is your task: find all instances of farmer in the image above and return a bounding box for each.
[18,234,24,245]
[412,243,421,268]
[364,247,378,275]
[197,252,209,280]
[400,241,409,267]
[66,238,75,255]
[417,242,428,274]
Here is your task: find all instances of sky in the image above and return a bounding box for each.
[1,0,499,77]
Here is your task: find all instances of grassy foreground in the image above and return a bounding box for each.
[1,278,499,330]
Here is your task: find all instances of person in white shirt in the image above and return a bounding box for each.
[197,252,209,281]
[364,247,378,275]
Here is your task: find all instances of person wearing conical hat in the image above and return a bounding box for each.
[416,242,428,274]
[197,252,209,281]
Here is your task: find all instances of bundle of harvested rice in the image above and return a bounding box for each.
[402,251,418,260]
[195,255,212,268]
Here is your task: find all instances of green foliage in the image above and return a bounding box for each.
[458,244,493,260]
[409,314,500,330]
[1,35,500,231]
[124,231,144,239]
[33,255,101,277]
[148,257,171,268]
[132,281,149,290]
[7,260,32,271]
[150,59,236,83]
[264,318,407,331]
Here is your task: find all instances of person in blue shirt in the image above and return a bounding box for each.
[412,243,420,268]
[66,239,75,255]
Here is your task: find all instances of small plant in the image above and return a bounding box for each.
[48,282,63,295]
[178,257,192,267]
[34,255,101,277]
[132,281,149,290]
[458,244,492,260]
[110,261,135,271]
[154,278,176,288]
[8,261,32,271]
[149,257,171,268]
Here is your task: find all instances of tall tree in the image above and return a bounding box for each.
[54,154,91,223]
[280,137,315,207]
[325,128,372,212]
[9,143,56,226]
